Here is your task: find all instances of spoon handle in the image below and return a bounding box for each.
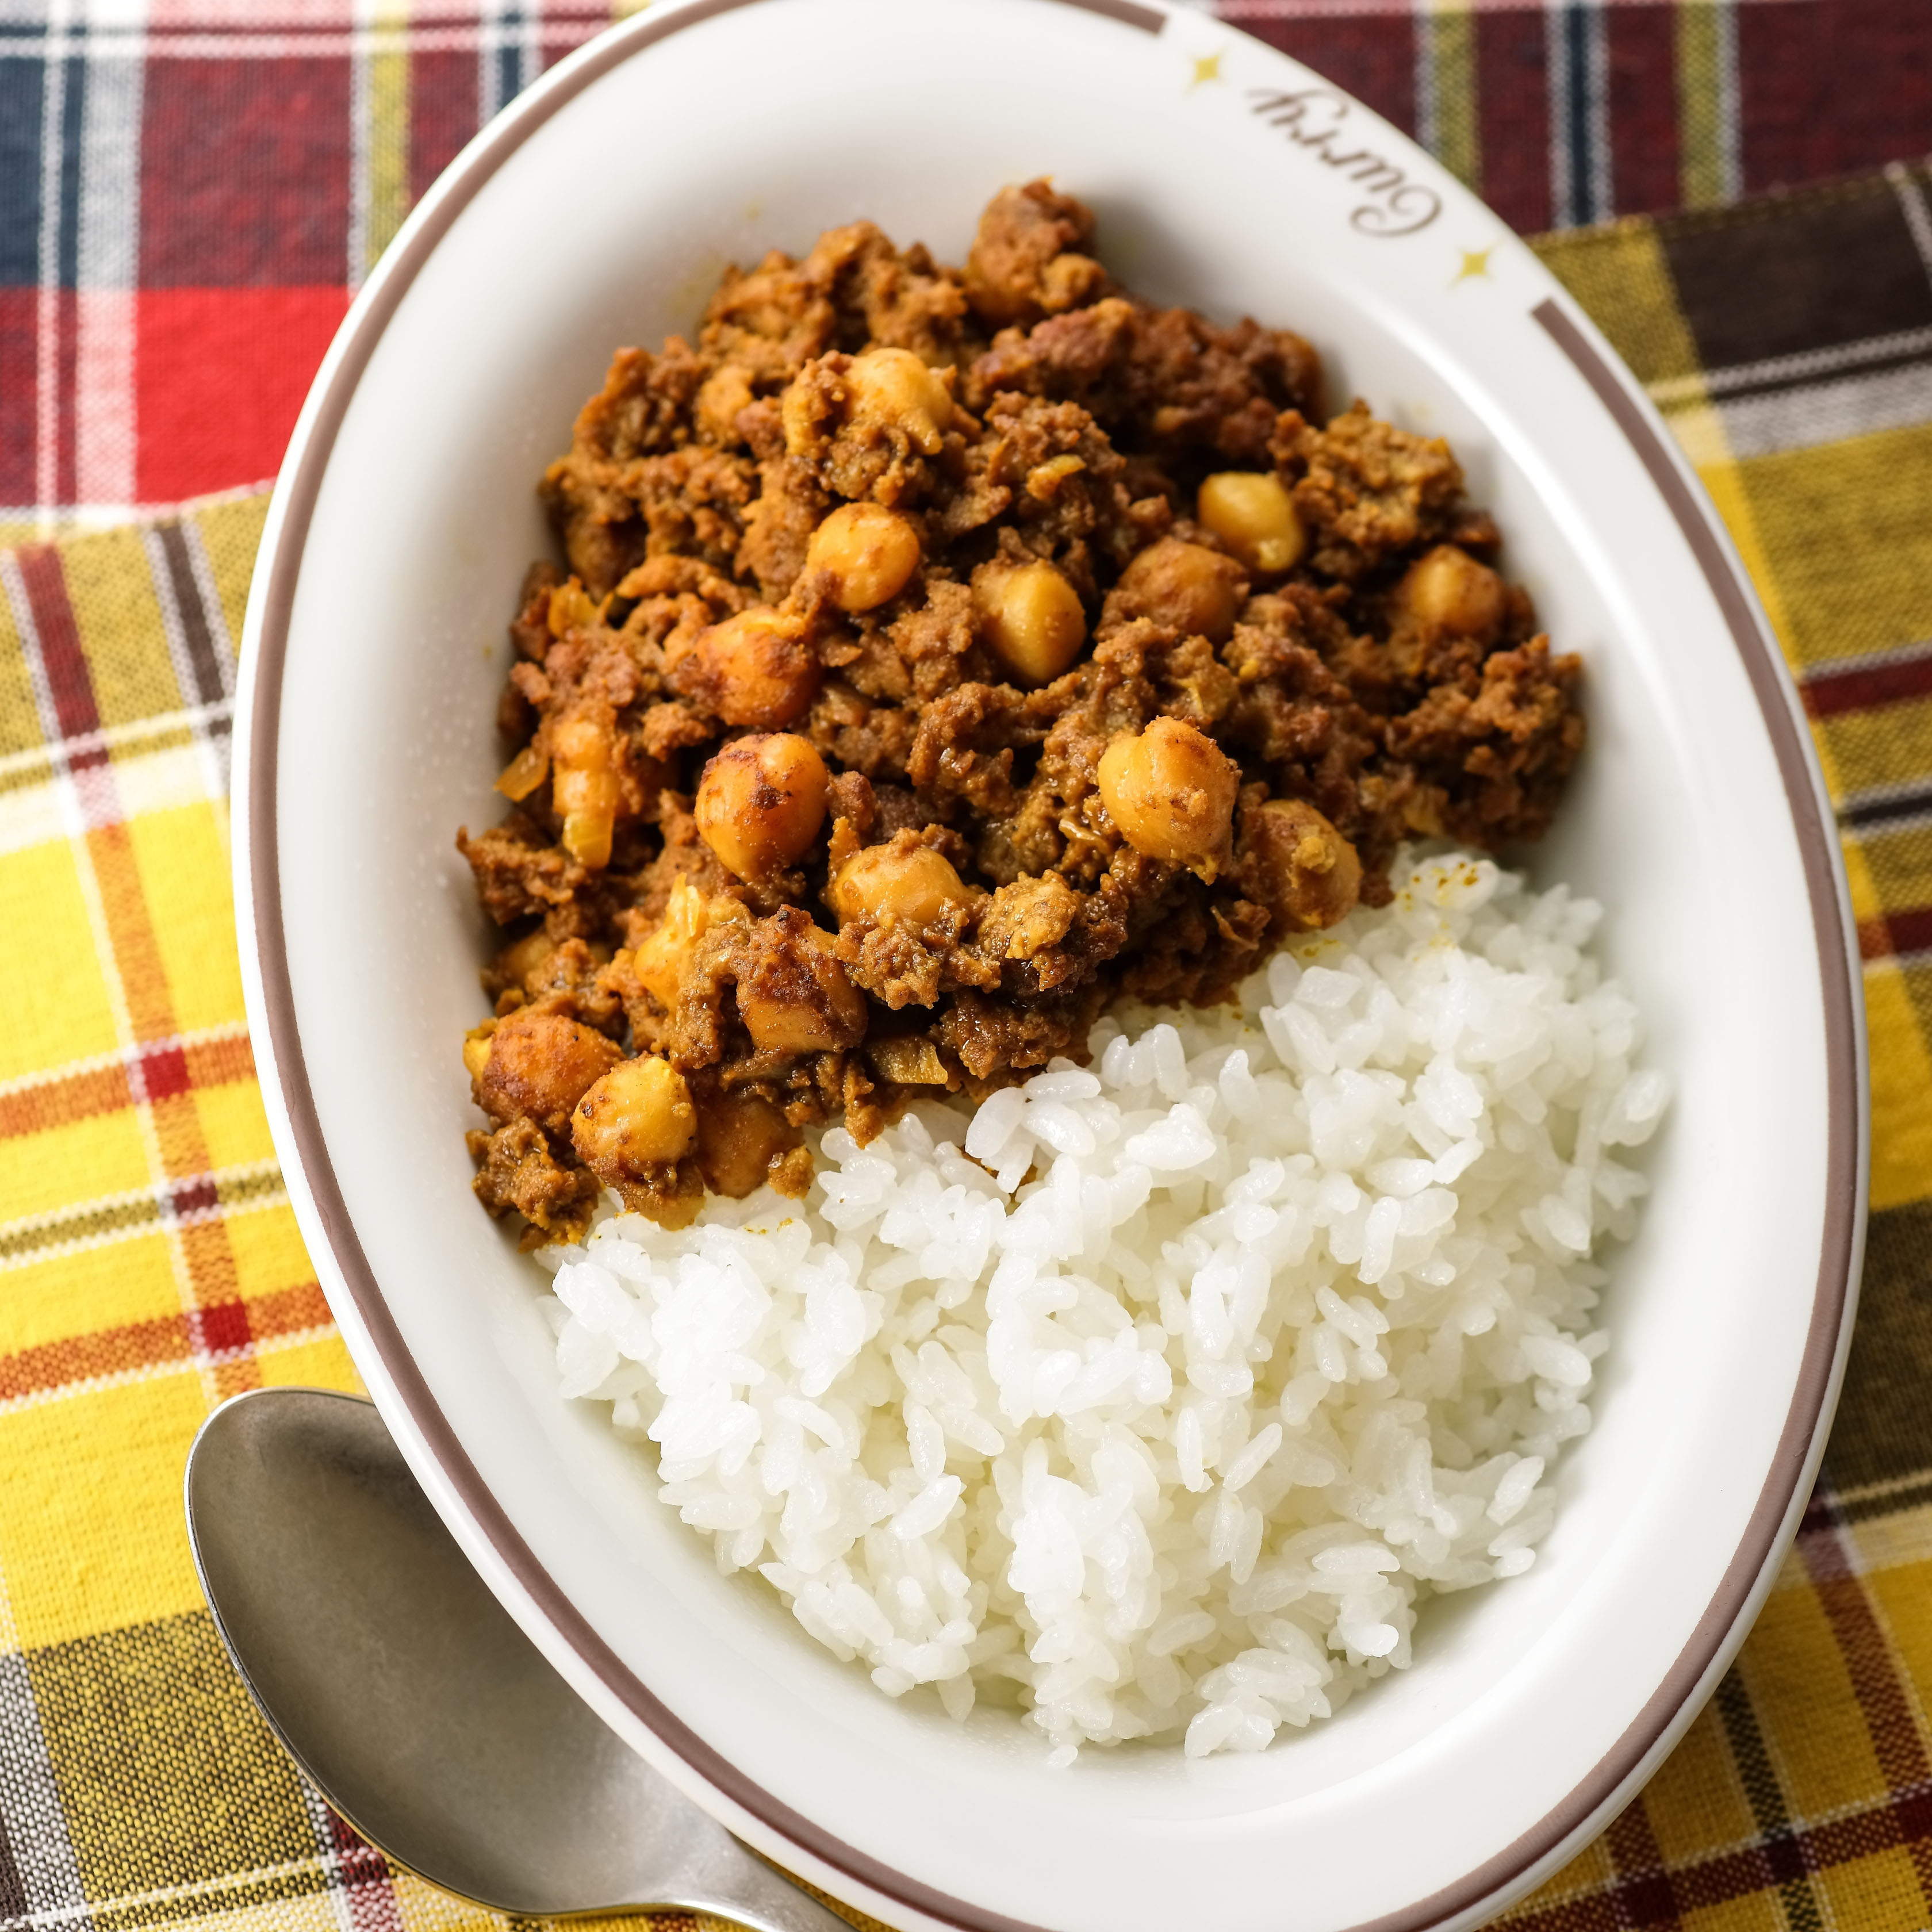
[645,1812,858,1932]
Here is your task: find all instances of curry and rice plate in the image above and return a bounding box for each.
[457,185,1662,1754]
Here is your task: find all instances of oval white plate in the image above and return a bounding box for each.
[232,3,1867,1928]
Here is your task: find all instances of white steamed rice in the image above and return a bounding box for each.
[535,849,1667,1759]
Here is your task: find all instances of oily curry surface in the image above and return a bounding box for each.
[458,183,1583,1240]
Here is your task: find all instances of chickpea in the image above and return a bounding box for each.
[737,911,867,1055]
[695,1088,803,1198]
[972,558,1086,687]
[806,504,922,612]
[1395,545,1507,638]
[695,734,830,882]
[844,347,957,455]
[631,876,712,1010]
[572,1054,696,1179]
[678,607,821,729]
[829,838,972,928]
[1197,472,1307,574]
[550,712,619,868]
[1111,539,1247,643]
[1246,797,1362,931]
[1096,717,1240,869]
[461,1022,496,1082]
[474,1006,621,1133]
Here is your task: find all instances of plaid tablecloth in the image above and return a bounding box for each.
[6,6,1932,1931]
[10,1,1932,527]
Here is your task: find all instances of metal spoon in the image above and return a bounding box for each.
[183,1384,852,1930]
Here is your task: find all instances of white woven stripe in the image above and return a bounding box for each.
[0,697,230,783]
[0,478,272,528]
[1793,634,1932,685]
[1409,0,1437,166]
[33,6,72,516]
[0,1185,293,1278]
[0,499,147,526]
[72,292,135,508]
[1648,320,1932,404]
[0,1655,91,1924]
[75,23,140,292]
[74,14,143,505]
[1834,775,1932,825]
[0,551,229,1406]
[1711,361,1932,461]
[1543,2,1571,228]
[0,1157,282,1248]
[0,1396,88,1926]
[0,551,195,855]
[0,19,603,57]
[1830,1465,1932,1511]
[478,0,508,122]
[0,1158,287,1270]
[517,1,542,98]
[294,1775,376,1932]
[0,1846,348,1932]
[1886,160,1932,298]
[1709,0,1742,206]
[346,0,373,294]
[0,739,223,858]
[0,1021,249,1102]
[1581,2,1609,223]
[0,1320,335,1421]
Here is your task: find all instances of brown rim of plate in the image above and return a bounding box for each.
[242,3,1866,1928]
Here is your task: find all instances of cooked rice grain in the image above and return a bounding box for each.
[538,850,1665,1758]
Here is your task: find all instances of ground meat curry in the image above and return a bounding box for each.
[458,182,1584,1244]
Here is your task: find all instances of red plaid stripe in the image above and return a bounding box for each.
[6,2,1932,520]
[0,5,615,519]
[0,1033,255,1141]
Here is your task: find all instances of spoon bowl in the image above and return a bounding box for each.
[183,1385,850,1930]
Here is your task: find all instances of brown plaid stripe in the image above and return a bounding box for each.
[1490,167,1932,1932]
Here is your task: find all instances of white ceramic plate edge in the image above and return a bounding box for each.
[229,3,1869,1926]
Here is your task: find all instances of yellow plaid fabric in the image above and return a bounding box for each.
[5,170,1932,1932]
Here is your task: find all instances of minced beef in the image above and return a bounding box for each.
[457,181,1583,1239]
